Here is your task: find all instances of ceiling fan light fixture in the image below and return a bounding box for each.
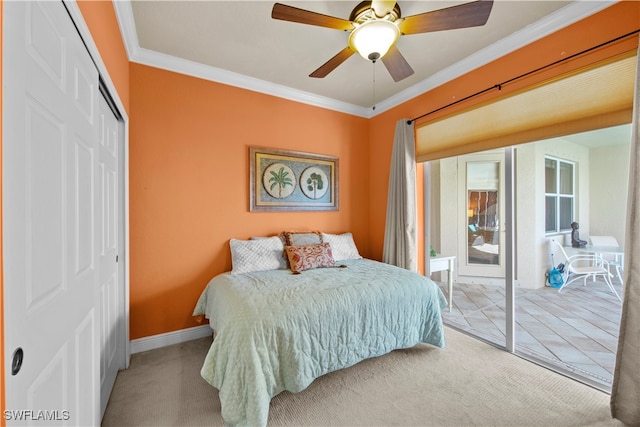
[348,20,399,61]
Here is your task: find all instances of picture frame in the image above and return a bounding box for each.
[250,146,339,211]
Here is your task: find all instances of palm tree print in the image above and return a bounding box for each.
[268,166,294,198]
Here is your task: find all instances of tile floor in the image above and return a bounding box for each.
[436,277,623,391]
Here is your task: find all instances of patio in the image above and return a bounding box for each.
[437,278,623,391]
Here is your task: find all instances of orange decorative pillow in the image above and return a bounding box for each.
[285,242,335,274]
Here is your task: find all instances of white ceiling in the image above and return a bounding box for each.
[114,1,615,118]
[561,123,631,148]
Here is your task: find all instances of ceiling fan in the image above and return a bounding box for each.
[271,0,494,82]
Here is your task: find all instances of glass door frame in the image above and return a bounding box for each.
[504,147,515,353]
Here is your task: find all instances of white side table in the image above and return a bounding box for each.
[430,255,456,311]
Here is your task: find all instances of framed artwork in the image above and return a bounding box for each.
[250,146,339,211]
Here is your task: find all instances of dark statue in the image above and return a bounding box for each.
[571,222,587,248]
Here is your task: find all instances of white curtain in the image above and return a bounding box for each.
[610,44,640,424]
[383,119,417,272]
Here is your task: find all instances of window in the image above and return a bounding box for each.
[545,157,575,233]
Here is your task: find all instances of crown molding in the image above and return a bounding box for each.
[133,46,371,117]
[113,1,614,119]
[112,1,369,117]
[112,0,139,61]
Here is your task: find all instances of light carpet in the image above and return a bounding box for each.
[102,327,623,426]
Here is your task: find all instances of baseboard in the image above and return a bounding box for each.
[130,324,212,354]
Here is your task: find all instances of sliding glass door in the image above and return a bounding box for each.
[427,124,630,391]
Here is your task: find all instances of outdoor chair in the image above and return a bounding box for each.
[589,235,624,284]
[551,240,621,301]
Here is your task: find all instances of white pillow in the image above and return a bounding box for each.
[229,237,287,274]
[322,232,362,261]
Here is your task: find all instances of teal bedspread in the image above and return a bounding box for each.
[193,259,447,426]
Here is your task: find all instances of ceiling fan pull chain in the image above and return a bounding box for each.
[372,59,377,111]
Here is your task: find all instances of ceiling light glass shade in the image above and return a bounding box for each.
[348,20,400,61]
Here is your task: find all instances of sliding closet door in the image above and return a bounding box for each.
[4,2,101,424]
[98,92,125,417]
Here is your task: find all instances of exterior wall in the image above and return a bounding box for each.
[128,63,370,339]
[436,157,459,281]
[514,143,543,289]
[589,143,631,244]
[531,138,590,289]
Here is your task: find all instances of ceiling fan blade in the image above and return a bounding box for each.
[381,45,414,82]
[371,0,397,18]
[399,0,494,35]
[272,3,354,31]
[309,47,355,78]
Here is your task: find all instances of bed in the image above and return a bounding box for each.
[192,232,447,426]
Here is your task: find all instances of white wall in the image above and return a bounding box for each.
[429,161,442,252]
[588,143,630,245]
[433,157,459,283]
[516,138,591,289]
[514,143,544,289]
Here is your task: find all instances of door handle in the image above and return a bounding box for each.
[11,347,24,375]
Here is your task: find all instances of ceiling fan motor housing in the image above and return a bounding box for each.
[348,2,402,61]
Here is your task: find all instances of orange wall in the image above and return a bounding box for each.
[76,0,130,113]
[129,63,369,339]
[367,1,640,266]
